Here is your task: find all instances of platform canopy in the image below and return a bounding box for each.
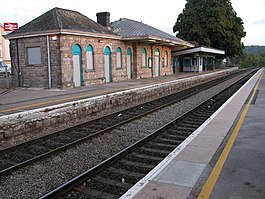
[172,46,225,56]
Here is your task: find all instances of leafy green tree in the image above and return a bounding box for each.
[235,52,265,68]
[173,0,246,58]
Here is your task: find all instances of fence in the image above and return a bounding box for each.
[0,74,11,89]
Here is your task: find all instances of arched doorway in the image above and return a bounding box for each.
[104,46,111,82]
[72,44,83,87]
[154,48,160,77]
[127,48,132,79]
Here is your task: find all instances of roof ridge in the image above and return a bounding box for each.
[53,7,63,29]
[6,7,117,37]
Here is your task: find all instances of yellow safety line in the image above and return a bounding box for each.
[197,69,264,199]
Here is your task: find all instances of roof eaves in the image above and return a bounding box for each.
[4,29,121,40]
[60,29,121,39]
[172,46,225,56]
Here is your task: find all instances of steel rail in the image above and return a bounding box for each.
[40,69,258,199]
[0,69,255,177]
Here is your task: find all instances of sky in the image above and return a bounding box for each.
[0,0,265,46]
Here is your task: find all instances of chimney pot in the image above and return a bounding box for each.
[96,12,110,27]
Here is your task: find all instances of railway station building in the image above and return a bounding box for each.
[172,46,225,73]
[5,7,224,89]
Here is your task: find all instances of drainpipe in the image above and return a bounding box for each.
[16,39,21,87]
[46,35,52,89]
[150,44,153,77]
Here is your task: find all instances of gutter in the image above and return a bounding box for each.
[121,35,194,47]
[4,29,121,40]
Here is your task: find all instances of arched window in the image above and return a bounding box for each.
[86,44,94,70]
[142,48,147,67]
[116,47,122,69]
[164,51,168,67]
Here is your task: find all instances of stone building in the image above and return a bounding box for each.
[0,24,11,68]
[5,7,193,89]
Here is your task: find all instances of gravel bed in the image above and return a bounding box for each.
[0,72,249,198]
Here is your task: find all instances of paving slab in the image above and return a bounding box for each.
[175,145,216,164]
[188,134,224,149]
[133,181,192,199]
[153,160,206,188]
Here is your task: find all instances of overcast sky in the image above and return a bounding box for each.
[1,0,264,45]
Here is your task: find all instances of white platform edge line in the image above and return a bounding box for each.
[120,68,263,199]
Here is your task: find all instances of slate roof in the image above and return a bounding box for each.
[7,7,192,47]
[7,7,115,37]
[111,18,192,45]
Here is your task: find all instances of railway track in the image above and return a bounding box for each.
[40,69,257,199]
[0,69,255,177]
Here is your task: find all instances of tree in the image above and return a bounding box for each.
[235,52,265,68]
[173,0,246,58]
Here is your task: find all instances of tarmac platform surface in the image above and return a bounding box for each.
[207,68,265,198]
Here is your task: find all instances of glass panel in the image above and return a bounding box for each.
[142,52,146,67]
[86,51,94,70]
[27,47,41,65]
[117,51,122,68]
[104,46,111,55]
[127,48,132,55]
[164,52,168,67]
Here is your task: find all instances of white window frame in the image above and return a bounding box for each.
[116,47,122,69]
[86,45,94,70]
[164,51,168,67]
[142,48,147,67]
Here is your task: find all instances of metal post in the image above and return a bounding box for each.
[46,35,51,89]
[5,64,9,88]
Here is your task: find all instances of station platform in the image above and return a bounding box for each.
[121,68,265,199]
[0,70,230,116]
[0,71,213,116]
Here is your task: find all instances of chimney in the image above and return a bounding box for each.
[96,12,110,27]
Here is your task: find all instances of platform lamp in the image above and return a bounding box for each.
[51,35,58,41]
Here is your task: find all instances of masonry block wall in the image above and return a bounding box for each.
[10,36,61,88]
[0,68,238,140]
[134,44,173,79]
[10,34,175,89]
[60,35,130,88]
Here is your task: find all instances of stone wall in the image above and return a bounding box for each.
[10,36,61,88]
[0,68,237,140]
[10,34,175,89]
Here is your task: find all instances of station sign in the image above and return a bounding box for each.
[4,22,18,31]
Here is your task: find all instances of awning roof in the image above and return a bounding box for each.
[172,46,225,56]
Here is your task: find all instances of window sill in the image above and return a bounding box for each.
[85,69,95,73]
